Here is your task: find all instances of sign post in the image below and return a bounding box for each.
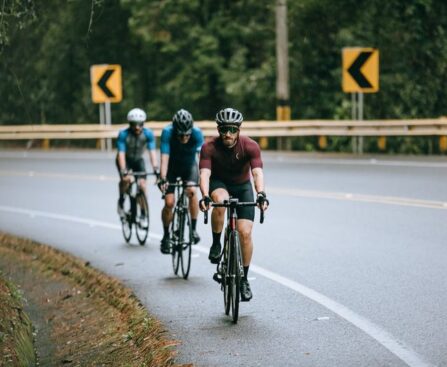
[90,64,122,151]
[342,48,379,154]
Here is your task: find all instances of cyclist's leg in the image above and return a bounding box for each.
[237,218,254,301]
[208,179,229,263]
[135,158,148,197]
[162,193,175,232]
[237,219,254,266]
[115,155,129,215]
[160,168,177,253]
[184,163,200,243]
[210,179,229,231]
[231,181,255,301]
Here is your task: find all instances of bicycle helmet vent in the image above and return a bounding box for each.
[127,108,147,123]
[173,109,193,134]
[216,107,243,126]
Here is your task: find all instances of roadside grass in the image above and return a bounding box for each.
[0,272,36,366]
[0,232,189,367]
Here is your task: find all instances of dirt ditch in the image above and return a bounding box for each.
[0,232,191,367]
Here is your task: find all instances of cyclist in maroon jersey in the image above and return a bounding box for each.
[199,107,269,302]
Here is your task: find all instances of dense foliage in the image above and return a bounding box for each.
[1,0,447,152]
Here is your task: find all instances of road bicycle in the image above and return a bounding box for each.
[163,177,199,279]
[120,171,155,245]
[204,198,264,323]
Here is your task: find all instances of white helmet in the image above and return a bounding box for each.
[127,108,147,124]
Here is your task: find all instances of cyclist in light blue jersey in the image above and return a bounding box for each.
[158,109,204,254]
[116,108,159,219]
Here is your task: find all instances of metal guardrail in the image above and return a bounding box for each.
[1,119,447,140]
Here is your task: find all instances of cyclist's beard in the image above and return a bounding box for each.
[222,132,239,148]
[131,127,142,135]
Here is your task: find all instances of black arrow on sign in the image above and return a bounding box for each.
[97,69,115,98]
[347,51,373,88]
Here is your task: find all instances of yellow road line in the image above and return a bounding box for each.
[1,170,446,210]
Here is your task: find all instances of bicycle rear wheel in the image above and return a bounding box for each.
[121,193,132,243]
[171,208,181,275]
[135,191,149,245]
[229,231,241,324]
[180,210,192,279]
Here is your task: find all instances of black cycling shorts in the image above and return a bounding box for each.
[209,179,255,221]
[166,163,199,194]
[115,156,147,179]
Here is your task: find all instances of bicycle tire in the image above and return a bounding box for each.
[171,207,181,275]
[135,191,150,245]
[180,209,192,279]
[121,193,132,243]
[229,231,241,324]
[222,231,231,316]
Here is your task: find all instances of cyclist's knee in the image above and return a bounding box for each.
[239,228,252,243]
[211,189,228,203]
[186,187,196,198]
[138,179,147,191]
[164,196,175,209]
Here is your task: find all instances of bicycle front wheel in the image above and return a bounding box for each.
[229,231,241,324]
[135,191,150,245]
[171,208,181,275]
[222,232,231,316]
[121,193,132,243]
[180,210,192,279]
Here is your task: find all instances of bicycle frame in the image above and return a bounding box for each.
[204,197,264,323]
[125,172,150,222]
[120,171,155,245]
[165,177,199,279]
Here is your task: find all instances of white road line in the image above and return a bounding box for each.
[0,205,435,367]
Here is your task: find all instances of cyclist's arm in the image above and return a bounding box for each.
[160,153,169,179]
[117,152,127,172]
[252,167,265,194]
[116,130,127,172]
[252,167,269,210]
[200,168,211,197]
[148,149,159,172]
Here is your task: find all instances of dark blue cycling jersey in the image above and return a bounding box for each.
[116,127,156,161]
[160,125,204,168]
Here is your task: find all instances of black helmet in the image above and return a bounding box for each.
[216,108,243,126]
[172,109,193,134]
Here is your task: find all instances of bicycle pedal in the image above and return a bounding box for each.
[213,273,222,284]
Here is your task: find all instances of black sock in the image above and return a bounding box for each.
[118,195,124,205]
[163,226,169,237]
[192,219,197,230]
[212,232,222,245]
[243,266,249,280]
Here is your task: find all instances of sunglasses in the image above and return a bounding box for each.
[130,121,144,127]
[218,126,239,135]
[177,133,191,138]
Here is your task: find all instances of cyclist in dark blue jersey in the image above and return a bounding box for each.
[116,108,159,220]
[158,109,204,254]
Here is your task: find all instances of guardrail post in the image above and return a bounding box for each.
[42,139,50,150]
[378,136,386,151]
[440,136,447,153]
[259,137,269,149]
[318,136,327,150]
[277,105,291,151]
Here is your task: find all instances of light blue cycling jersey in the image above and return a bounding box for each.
[116,127,156,161]
[160,125,204,168]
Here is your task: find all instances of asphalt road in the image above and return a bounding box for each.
[0,150,446,367]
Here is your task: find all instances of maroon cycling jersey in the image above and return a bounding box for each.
[199,135,263,184]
